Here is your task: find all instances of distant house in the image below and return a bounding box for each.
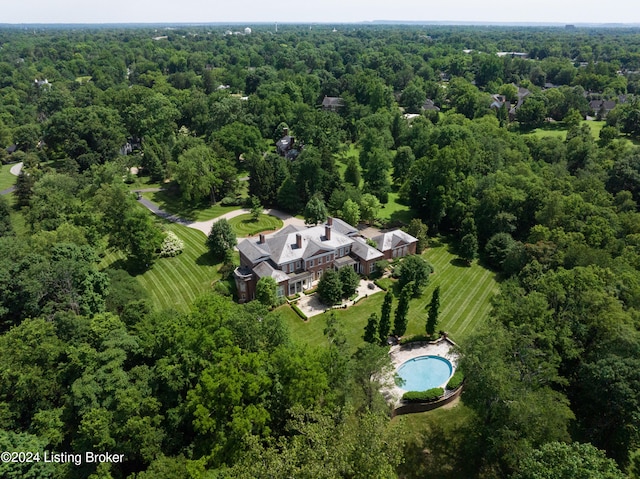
[34,78,51,88]
[321,96,344,111]
[234,217,416,303]
[275,127,300,160]
[589,99,618,119]
[510,87,531,120]
[119,137,142,156]
[496,51,529,59]
[490,94,511,111]
[490,86,531,121]
[421,99,440,112]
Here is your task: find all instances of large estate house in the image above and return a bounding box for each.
[234,217,418,303]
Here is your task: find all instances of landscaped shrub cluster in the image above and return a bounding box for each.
[291,304,307,320]
[213,280,233,297]
[402,387,444,402]
[159,231,185,257]
[446,371,464,390]
[220,196,244,206]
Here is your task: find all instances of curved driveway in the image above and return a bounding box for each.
[134,191,305,236]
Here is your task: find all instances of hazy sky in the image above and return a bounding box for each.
[2,0,639,25]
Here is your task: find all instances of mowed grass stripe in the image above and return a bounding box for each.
[151,259,196,306]
[455,271,498,337]
[139,269,177,310]
[100,221,222,313]
[441,267,492,337]
[442,267,496,339]
[438,265,485,318]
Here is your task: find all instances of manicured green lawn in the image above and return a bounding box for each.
[280,240,499,352]
[379,190,415,225]
[142,188,242,222]
[335,143,360,183]
[0,163,17,191]
[527,120,606,141]
[228,213,283,237]
[101,222,223,312]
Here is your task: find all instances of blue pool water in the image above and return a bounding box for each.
[397,355,453,391]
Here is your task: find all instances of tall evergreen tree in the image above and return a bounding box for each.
[379,290,393,344]
[344,157,362,188]
[364,313,380,344]
[394,282,412,337]
[426,286,440,336]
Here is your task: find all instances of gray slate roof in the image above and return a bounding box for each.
[351,237,384,261]
[237,218,355,268]
[372,230,418,252]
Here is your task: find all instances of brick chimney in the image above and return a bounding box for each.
[296,233,302,249]
[325,225,332,241]
[259,233,265,244]
[327,217,333,226]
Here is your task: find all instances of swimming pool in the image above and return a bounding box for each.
[396,355,453,391]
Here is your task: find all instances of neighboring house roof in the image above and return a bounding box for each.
[321,96,344,109]
[276,135,294,153]
[351,237,384,262]
[372,230,418,252]
[590,99,617,112]
[422,99,441,111]
[490,94,511,110]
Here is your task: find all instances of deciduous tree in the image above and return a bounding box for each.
[207,218,237,259]
[318,269,343,306]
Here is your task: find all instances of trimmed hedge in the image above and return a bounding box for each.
[399,334,431,344]
[402,387,444,402]
[291,304,307,320]
[446,371,464,390]
[374,278,393,291]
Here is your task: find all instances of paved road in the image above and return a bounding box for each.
[0,162,23,196]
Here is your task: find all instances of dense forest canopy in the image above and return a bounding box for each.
[2,23,640,478]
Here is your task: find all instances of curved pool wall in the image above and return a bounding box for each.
[396,355,453,391]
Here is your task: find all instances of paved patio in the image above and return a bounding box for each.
[294,278,383,318]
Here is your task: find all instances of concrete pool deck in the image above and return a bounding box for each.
[381,337,459,407]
